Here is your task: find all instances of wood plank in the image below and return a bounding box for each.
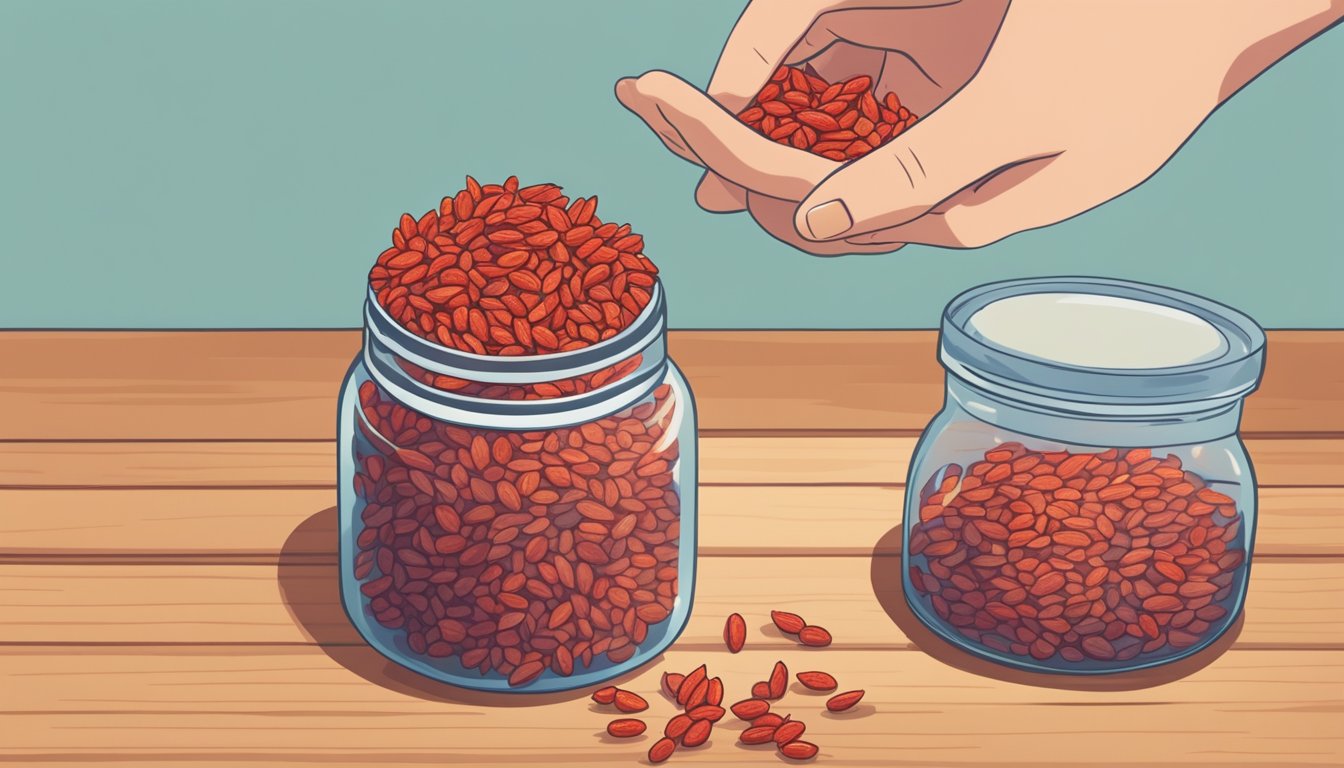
[1,559,1337,649]
[0,330,358,441]
[1,647,1340,765]
[725,437,1344,488]
[0,440,338,489]
[1,330,1339,440]
[0,486,1337,560]
[3,437,1341,489]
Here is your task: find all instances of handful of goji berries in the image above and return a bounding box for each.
[737,65,917,162]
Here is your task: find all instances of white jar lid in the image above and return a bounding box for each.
[966,292,1229,369]
[939,277,1265,408]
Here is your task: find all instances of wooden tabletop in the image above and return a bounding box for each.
[1,330,1341,767]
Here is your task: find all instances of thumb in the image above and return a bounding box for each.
[793,88,1036,241]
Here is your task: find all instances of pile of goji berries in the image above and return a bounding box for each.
[737,65,918,161]
[908,444,1246,665]
[593,609,867,763]
[370,176,658,356]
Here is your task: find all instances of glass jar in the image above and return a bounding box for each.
[337,281,697,691]
[903,277,1265,674]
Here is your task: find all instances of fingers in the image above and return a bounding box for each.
[616,71,838,201]
[793,85,1043,242]
[707,2,828,113]
[612,77,704,167]
[696,172,748,213]
[844,154,1097,248]
[616,69,904,256]
[745,192,900,256]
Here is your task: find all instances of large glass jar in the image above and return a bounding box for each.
[338,282,697,691]
[904,277,1265,674]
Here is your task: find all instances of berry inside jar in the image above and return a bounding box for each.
[907,442,1246,668]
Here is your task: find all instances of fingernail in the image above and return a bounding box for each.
[804,200,852,240]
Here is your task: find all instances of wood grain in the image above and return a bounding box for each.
[3,437,1341,489]
[1,647,1340,765]
[2,558,1337,649]
[1,330,1339,439]
[1,486,1338,559]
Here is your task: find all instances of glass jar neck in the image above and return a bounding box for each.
[362,283,668,430]
[945,374,1243,448]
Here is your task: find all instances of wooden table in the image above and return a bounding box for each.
[2,330,1341,767]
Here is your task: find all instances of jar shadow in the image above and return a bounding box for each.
[868,524,1243,691]
[276,506,651,707]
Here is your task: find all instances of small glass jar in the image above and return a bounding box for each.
[337,281,697,691]
[903,277,1265,674]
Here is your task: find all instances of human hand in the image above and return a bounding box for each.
[617,0,1342,253]
[618,0,1009,254]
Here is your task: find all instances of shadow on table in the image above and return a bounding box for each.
[869,524,1243,692]
[277,506,646,707]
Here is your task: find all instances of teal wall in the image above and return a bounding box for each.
[1,0,1340,329]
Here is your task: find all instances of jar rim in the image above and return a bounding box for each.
[365,281,665,383]
[939,277,1266,408]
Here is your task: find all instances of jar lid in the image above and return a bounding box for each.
[939,277,1266,408]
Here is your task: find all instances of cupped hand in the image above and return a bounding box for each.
[618,0,1342,252]
[617,0,1007,253]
